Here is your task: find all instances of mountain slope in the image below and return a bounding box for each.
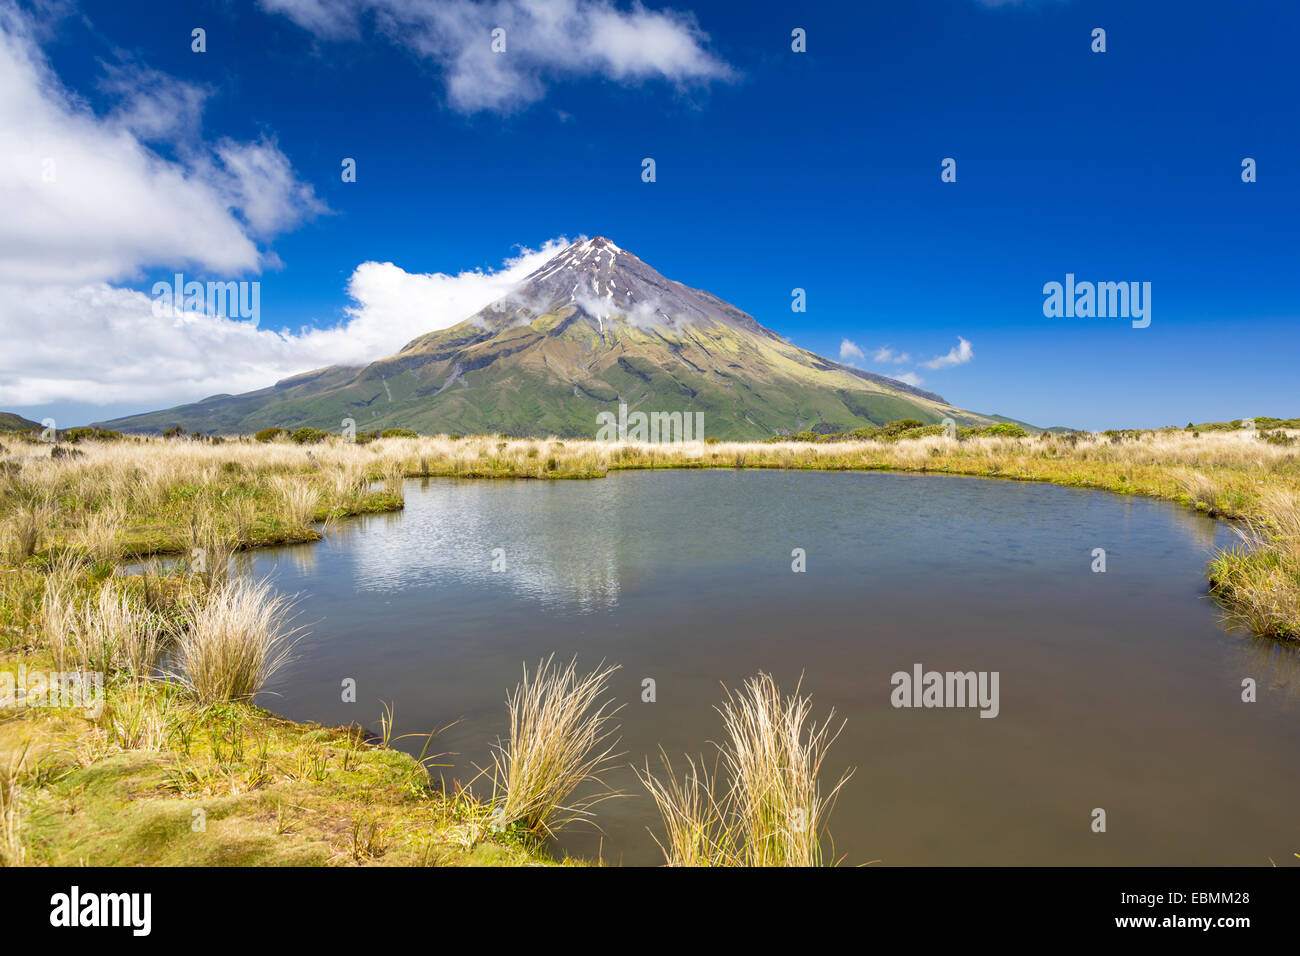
[0,412,40,431]
[102,238,1004,439]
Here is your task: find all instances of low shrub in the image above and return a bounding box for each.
[290,428,328,445]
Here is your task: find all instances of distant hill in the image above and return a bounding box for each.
[1183,416,1300,431]
[986,414,1076,434]
[0,412,39,431]
[102,237,1010,440]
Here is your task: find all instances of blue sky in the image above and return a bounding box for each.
[2,0,1297,430]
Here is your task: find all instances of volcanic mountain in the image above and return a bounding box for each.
[102,237,1006,439]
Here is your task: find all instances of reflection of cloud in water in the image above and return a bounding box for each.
[240,542,317,578]
[332,480,623,611]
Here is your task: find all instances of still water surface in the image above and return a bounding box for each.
[245,470,1300,865]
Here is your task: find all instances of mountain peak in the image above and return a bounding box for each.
[504,235,771,337]
[529,235,628,284]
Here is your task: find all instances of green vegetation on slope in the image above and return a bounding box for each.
[99,306,1003,440]
[0,413,39,432]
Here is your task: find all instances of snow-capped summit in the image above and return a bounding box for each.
[499,236,775,336]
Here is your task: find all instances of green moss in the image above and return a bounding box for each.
[2,671,573,867]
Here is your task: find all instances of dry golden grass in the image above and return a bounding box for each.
[1210,488,1300,638]
[185,507,235,591]
[85,581,165,678]
[492,657,623,838]
[718,673,852,867]
[639,673,853,867]
[636,750,734,866]
[4,428,1292,524]
[272,476,321,528]
[39,567,164,677]
[73,504,123,564]
[0,437,407,560]
[172,577,300,705]
[2,501,49,564]
[38,565,82,672]
[0,743,27,867]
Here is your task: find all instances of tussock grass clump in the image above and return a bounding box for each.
[1176,468,1221,513]
[640,673,853,867]
[381,461,406,497]
[186,509,235,591]
[39,566,165,677]
[272,477,320,528]
[38,570,82,672]
[3,501,49,563]
[718,673,852,866]
[0,744,28,867]
[1210,489,1300,639]
[106,683,175,751]
[172,578,299,705]
[86,583,166,678]
[637,751,734,866]
[492,657,623,838]
[326,463,367,511]
[74,504,123,563]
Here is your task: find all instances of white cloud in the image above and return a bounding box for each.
[98,60,210,143]
[842,340,917,367]
[331,239,570,354]
[209,137,329,236]
[1,283,297,408]
[0,2,324,285]
[871,345,910,364]
[259,0,735,113]
[890,371,925,387]
[920,337,974,369]
[0,0,506,410]
[0,240,569,408]
[257,0,361,37]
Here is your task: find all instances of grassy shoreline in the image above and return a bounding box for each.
[1,425,1296,867]
[0,650,571,866]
